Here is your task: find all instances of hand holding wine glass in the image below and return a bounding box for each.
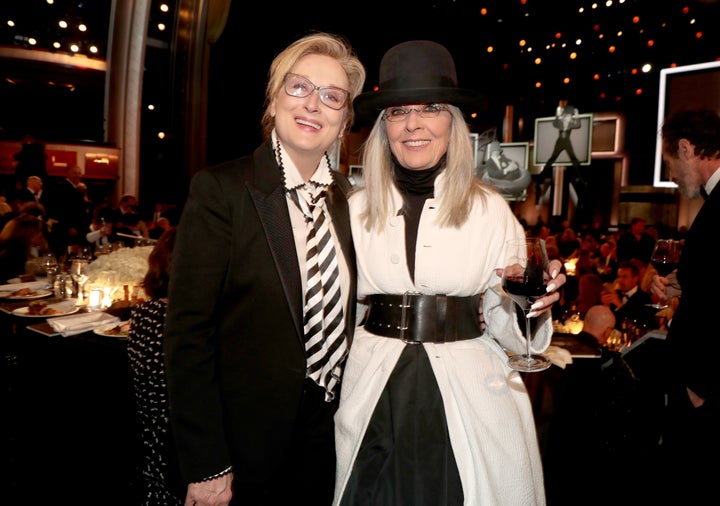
[648,238,681,309]
[502,237,552,372]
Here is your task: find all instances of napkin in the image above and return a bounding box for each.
[48,311,120,337]
[543,345,573,369]
[0,280,50,293]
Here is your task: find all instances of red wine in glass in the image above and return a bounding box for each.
[503,276,547,311]
[651,260,678,277]
[502,238,552,373]
[648,239,681,309]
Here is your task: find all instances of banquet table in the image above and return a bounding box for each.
[0,295,138,505]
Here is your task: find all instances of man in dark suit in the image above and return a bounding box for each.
[44,165,91,255]
[651,109,720,503]
[163,33,364,506]
[600,260,655,331]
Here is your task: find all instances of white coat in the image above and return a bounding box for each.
[334,174,551,506]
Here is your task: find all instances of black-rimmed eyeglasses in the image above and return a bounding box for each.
[283,73,350,111]
[383,104,449,122]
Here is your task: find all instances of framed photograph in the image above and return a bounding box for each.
[348,165,364,187]
[478,141,531,201]
[654,60,720,187]
[533,113,593,167]
[591,112,625,157]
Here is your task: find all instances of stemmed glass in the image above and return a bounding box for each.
[647,238,681,309]
[502,237,552,372]
[40,252,59,283]
[70,259,90,304]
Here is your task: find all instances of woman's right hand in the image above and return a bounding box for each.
[185,473,233,506]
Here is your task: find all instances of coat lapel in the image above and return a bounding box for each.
[249,142,305,341]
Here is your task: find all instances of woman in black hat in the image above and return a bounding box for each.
[333,41,565,505]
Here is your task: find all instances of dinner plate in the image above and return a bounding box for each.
[2,289,53,301]
[12,301,80,318]
[93,321,130,338]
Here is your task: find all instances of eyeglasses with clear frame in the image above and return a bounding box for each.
[283,73,350,110]
[383,104,449,122]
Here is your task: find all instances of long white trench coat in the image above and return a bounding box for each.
[334,177,551,506]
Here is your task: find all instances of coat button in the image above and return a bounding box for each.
[390,254,400,264]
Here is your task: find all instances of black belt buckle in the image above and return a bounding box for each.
[400,291,422,344]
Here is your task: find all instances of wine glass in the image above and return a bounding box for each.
[502,237,552,372]
[647,238,681,309]
[70,259,90,304]
[40,251,59,283]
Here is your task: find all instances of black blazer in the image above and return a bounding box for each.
[667,185,720,402]
[163,140,356,484]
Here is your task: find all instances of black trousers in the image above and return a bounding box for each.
[233,379,338,506]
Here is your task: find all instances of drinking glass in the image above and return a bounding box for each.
[70,259,90,304]
[502,237,552,372]
[40,252,60,283]
[99,270,118,308]
[648,238,681,309]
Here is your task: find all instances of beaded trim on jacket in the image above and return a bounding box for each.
[271,129,334,192]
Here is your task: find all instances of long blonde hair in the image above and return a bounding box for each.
[357,105,496,231]
[260,32,366,142]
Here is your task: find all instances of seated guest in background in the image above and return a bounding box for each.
[572,271,604,318]
[0,213,47,282]
[575,304,616,352]
[596,238,618,281]
[600,260,655,330]
[109,193,149,244]
[616,217,655,264]
[127,226,183,505]
[148,216,171,240]
[0,196,14,228]
[86,207,114,253]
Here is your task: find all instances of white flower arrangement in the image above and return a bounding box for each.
[86,245,154,286]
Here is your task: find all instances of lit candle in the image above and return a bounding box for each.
[89,289,102,309]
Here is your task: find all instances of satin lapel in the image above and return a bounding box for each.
[249,143,304,342]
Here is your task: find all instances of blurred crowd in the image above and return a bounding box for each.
[0,148,177,283]
[524,215,682,337]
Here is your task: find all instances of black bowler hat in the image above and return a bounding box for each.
[354,40,485,122]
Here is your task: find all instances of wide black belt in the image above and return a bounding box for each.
[364,293,483,344]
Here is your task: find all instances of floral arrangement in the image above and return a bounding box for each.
[86,245,154,286]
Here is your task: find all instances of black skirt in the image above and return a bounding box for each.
[340,344,463,506]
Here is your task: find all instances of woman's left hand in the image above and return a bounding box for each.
[496,259,565,318]
[528,258,565,317]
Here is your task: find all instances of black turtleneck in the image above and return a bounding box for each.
[393,159,444,281]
